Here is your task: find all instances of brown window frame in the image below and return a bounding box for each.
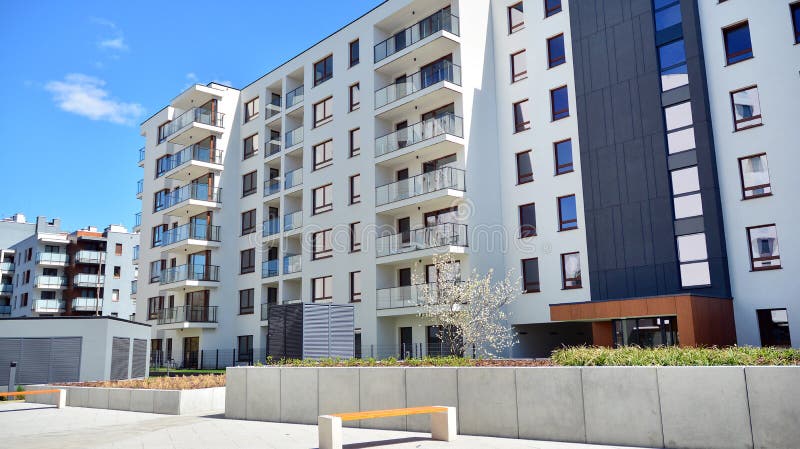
[544,0,562,18]
[350,222,361,252]
[521,257,540,293]
[313,139,334,170]
[747,224,782,271]
[349,174,361,204]
[244,97,259,123]
[242,170,258,197]
[738,153,772,200]
[243,133,258,159]
[511,50,527,82]
[561,252,582,289]
[314,54,334,86]
[312,275,333,302]
[547,33,566,68]
[312,229,333,260]
[147,296,164,320]
[513,99,531,133]
[349,128,361,157]
[508,2,524,34]
[115,243,123,256]
[240,248,256,274]
[516,150,533,184]
[238,288,254,315]
[723,21,754,65]
[349,39,360,67]
[113,266,121,278]
[558,194,578,231]
[241,209,257,235]
[550,85,570,121]
[313,96,334,127]
[349,83,360,111]
[350,271,362,302]
[554,139,574,175]
[518,202,537,238]
[793,2,800,44]
[729,85,763,131]
[313,184,334,215]
[157,121,170,144]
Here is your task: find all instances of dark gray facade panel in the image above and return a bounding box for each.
[20,338,51,385]
[661,85,691,107]
[668,150,698,171]
[49,337,81,383]
[674,216,706,236]
[131,338,147,378]
[110,337,130,381]
[0,338,21,385]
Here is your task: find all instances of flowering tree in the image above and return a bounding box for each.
[414,254,520,358]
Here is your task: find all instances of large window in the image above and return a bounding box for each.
[313,184,333,214]
[313,140,333,170]
[313,229,333,260]
[747,224,781,271]
[314,54,333,86]
[730,86,762,131]
[239,289,254,315]
[658,39,688,91]
[738,153,771,199]
[157,121,170,143]
[349,174,361,204]
[545,0,562,17]
[677,233,711,287]
[522,258,540,293]
[547,34,565,68]
[156,155,171,177]
[550,86,569,120]
[518,203,537,238]
[513,99,531,132]
[149,260,164,284]
[350,222,362,252]
[242,171,257,197]
[654,0,681,31]
[240,248,255,274]
[757,308,791,347]
[723,21,753,65]
[508,2,524,33]
[237,335,253,363]
[350,271,361,302]
[313,97,333,127]
[793,3,800,44]
[244,97,259,122]
[349,83,360,111]
[153,189,169,212]
[243,133,258,159]
[671,166,703,219]
[511,50,527,82]
[561,252,582,289]
[147,296,164,320]
[349,39,360,67]
[241,209,257,235]
[558,195,578,231]
[664,101,696,154]
[312,276,333,302]
[613,317,678,347]
[554,139,573,175]
[349,128,361,157]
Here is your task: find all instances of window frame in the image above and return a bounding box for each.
[729,85,763,131]
[349,39,360,67]
[313,184,334,215]
[508,2,524,34]
[312,229,333,260]
[544,0,562,18]
[561,252,582,289]
[349,128,361,157]
[511,50,528,82]
[793,2,800,44]
[243,133,258,159]
[313,96,334,127]
[350,271,362,302]
[723,21,754,65]
[157,121,170,144]
[242,170,258,197]
[558,194,578,231]
[239,288,254,315]
[244,97,259,123]
[241,209,257,235]
[313,139,334,170]
[313,54,334,86]
[240,248,256,274]
[738,153,772,200]
[513,99,531,133]
[550,85,570,121]
[349,83,360,111]
[350,222,362,252]
[518,202,537,238]
[312,275,333,302]
[521,257,540,293]
[349,174,361,204]
[547,33,566,68]
[516,150,534,184]
[747,224,782,271]
[554,139,574,175]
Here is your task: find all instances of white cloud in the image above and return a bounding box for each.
[90,17,129,53]
[99,37,128,51]
[44,74,144,125]
[186,72,198,82]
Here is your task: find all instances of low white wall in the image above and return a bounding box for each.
[226,366,799,449]
[26,386,224,415]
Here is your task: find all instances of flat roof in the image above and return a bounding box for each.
[0,315,151,328]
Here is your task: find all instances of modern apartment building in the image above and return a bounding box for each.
[135,0,799,364]
[0,215,139,320]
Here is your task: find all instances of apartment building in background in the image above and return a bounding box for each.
[135,0,799,365]
[0,214,139,319]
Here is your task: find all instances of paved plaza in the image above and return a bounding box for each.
[0,402,650,449]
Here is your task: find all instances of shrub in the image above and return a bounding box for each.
[551,345,800,366]
[57,374,225,390]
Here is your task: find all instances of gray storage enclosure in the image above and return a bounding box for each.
[267,303,354,359]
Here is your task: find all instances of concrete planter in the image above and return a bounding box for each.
[27,385,224,415]
[226,365,799,449]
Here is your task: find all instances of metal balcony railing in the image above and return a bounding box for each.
[284,169,303,189]
[157,305,218,325]
[375,114,463,157]
[73,274,105,287]
[36,252,69,265]
[131,280,137,295]
[33,299,65,312]
[134,212,142,228]
[285,126,303,147]
[376,282,461,310]
[374,9,460,63]
[264,179,281,196]
[0,262,15,272]
[0,305,10,315]
[75,250,105,264]
[133,245,139,261]
[262,259,279,278]
[283,254,301,274]
[164,107,224,138]
[136,179,144,195]
[138,147,145,163]
[265,103,281,119]
[261,303,270,320]
[34,276,68,288]
[263,218,280,237]
[376,166,465,206]
[0,284,12,294]
[376,223,468,257]
[160,264,220,285]
[156,223,221,247]
[375,61,462,109]
[284,211,303,232]
[158,185,222,212]
[266,139,281,157]
[286,85,304,108]
[157,145,223,178]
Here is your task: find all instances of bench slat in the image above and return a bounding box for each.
[0,389,62,398]
[332,406,448,421]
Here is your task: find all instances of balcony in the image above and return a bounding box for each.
[33,299,65,313]
[0,284,12,294]
[73,274,105,287]
[164,107,225,146]
[136,179,144,199]
[284,211,303,233]
[36,252,69,266]
[374,62,462,116]
[72,297,102,312]
[131,280,137,295]
[261,303,270,321]
[133,245,140,261]
[286,85,304,109]
[160,145,224,182]
[265,139,281,159]
[34,276,67,289]
[376,166,465,212]
[285,126,303,148]
[0,305,10,316]
[156,223,221,252]
[376,282,462,316]
[0,262,14,272]
[374,9,460,70]
[264,179,281,197]
[159,185,222,217]
[263,218,280,238]
[284,168,303,190]
[138,147,145,167]
[160,264,220,288]
[376,223,468,260]
[283,254,301,275]
[262,259,279,279]
[375,114,463,164]
[265,101,281,122]
[75,250,105,264]
[157,305,218,329]
[134,212,142,232]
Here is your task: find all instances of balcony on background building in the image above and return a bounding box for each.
[74,250,105,264]
[375,61,462,111]
[136,179,143,199]
[0,305,10,316]
[265,97,282,121]
[376,282,461,311]
[73,273,105,287]
[132,245,139,261]
[284,211,303,233]
[33,299,65,313]
[283,254,301,275]
[0,262,14,272]
[265,139,281,158]
[159,144,224,182]
[36,252,69,266]
[0,284,12,294]
[263,218,280,238]
[131,280,137,295]
[160,264,220,286]
[284,169,303,190]
[155,223,221,252]
[375,166,465,209]
[262,259,279,279]
[286,85,304,109]
[34,276,68,289]
[134,212,142,231]
[375,114,463,162]
[158,185,222,216]
[157,305,218,328]
[138,147,145,166]
[285,126,303,148]
[374,8,460,66]
[164,107,225,145]
[376,223,468,258]
[72,297,102,312]
[264,179,281,197]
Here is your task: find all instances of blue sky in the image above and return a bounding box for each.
[0,0,381,231]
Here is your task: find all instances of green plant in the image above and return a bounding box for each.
[551,345,800,366]
[15,385,26,401]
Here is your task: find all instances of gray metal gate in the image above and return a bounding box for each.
[0,337,82,385]
[110,337,130,380]
[131,338,147,378]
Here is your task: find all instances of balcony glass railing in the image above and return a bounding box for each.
[266,139,281,157]
[376,223,468,257]
[159,185,222,211]
[376,166,465,206]
[283,254,301,274]
[134,212,142,228]
[284,169,303,189]
[262,259,279,278]
[374,9,460,63]
[133,245,139,261]
[376,282,460,310]
[285,126,304,147]
[73,274,105,287]
[34,276,68,288]
[160,264,220,285]
[138,147,145,163]
[375,61,462,109]
[263,218,280,237]
[265,103,281,119]
[157,223,221,247]
[33,299,65,312]
[284,211,303,232]
[75,250,105,264]
[136,179,144,195]
[286,85,304,108]
[157,145,223,178]
[261,303,271,320]
[264,179,281,196]
[0,305,10,315]
[36,253,69,265]
[131,280,137,295]
[376,114,463,157]
[157,305,218,325]
[0,284,12,294]
[72,297,102,311]
[164,107,224,138]
[0,262,14,271]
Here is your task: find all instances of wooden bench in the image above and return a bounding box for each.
[318,406,456,449]
[0,389,66,408]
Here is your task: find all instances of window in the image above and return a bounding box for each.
[558,195,578,231]
[513,99,531,132]
[349,83,360,111]
[350,271,361,302]
[550,86,569,120]
[349,174,361,204]
[243,133,258,159]
[561,252,582,289]
[511,50,527,82]
[730,86,762,131]
[554,139,573,175]
[508,2,524,33]
[521,258,540,293]
[723,22,753,65]
[349,128,361,157]
[314,54,333,86]
[658,39,688,91]
[313,229,333,260]
[747,224,781,271]
[654,0,681,31]
[671,166,704,219]
[150,260,164,283]
[313,140,333,170]
[738,153,771,199]
[350,222,362,252]
[112,289,120,302]
[147,296,164,320]
[241,209,257,235]
[793,3,800,44]
[113,266,121,278]
[519,203,537,238]
[240,248,255,274]
[237,335,253,363]
[547,34,565,68]
[313,184,333,214]
[349,39,360,67]
[545,0,562,17]
[312,276,333,301]
[153,189,169,212]
[242,171,257,197]
[239,289,254,314]
[115,243,123,256]
[157,122,170,143]
[152,224,167,247]
[313,97,333,127]
[664,101,696,154]
[757,308,791,347]
[244,97,259,122]
[156,155,171,177]
[516,150,533,184]
[676,233,711,287]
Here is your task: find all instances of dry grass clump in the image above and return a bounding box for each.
[57,374,225,390]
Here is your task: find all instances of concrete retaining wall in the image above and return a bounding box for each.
[226,366,799,449]
[27,386,224,415]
